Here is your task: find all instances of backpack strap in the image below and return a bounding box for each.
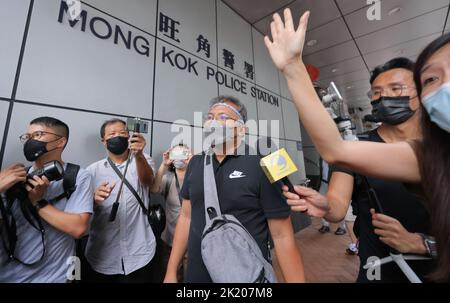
[203,149,222,224]
[1,193,46,266]
[63,163,80,200]
[47,163,80,204]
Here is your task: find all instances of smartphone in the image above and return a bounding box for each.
[127,117,149,134]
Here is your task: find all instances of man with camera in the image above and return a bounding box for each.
[0,117,93,283]
[85,118,156,282]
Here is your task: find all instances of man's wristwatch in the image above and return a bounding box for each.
[418,233,437,259]
[35,199,49,211]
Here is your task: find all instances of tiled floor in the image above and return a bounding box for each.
[273,218,360,283]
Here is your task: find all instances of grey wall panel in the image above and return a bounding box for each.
[153,40,218,127]
[217,71,258,135]
[256,135,284,156]
[151,121,207,168]
[16,0,154,118]
[256,88,285,139]
[0,100,10,150]
[217,0,253,79]
[158,0,217,65]
[2,103,151,168]
[284,140,307,184]
[252,29,280,96]
[83,0,157,34]
[0,0,30,98]
[282,98,302,141]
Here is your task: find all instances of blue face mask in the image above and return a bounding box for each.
[423,82,450,133]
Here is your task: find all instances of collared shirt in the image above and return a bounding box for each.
[0,165,94,283]
[179,144,291,283]
[85,153,156,275]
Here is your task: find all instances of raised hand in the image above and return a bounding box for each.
[264,9,310,73]
[0,163,27,193]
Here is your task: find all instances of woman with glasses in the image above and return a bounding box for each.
[265,9,450,282]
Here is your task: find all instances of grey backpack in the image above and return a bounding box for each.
[200,151,277,283]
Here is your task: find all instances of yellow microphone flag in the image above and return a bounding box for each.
[260,148,298,184]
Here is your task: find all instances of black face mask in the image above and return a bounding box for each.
[23,139,49,162]
[106,136,129,155]
[365,96,415,125]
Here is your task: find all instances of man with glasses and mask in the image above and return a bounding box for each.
[0,117,93,283]
[283,58,434,282]
[84,118,156,282]
[164,96,305,283]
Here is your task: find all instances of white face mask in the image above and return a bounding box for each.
[173,159,187,170]
[204,120,237,147]
[423,82,450,133]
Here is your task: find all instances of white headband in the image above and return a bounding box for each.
[210,102,245,123]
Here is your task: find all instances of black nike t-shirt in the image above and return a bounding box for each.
[179,146,291,283]
[331,129,434,283]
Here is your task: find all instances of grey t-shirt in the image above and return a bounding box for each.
[0,165,94,283]
[160,171,184,247]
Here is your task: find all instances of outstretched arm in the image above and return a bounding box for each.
[264,9,420,183]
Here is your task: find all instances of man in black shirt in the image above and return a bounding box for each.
[164,96,305,283]
[283,58,434,282]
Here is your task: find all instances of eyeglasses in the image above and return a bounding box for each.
[368,84,415,100]
[204,113,243,124]
[19,131,63,144]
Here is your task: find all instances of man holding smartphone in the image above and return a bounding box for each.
[84,118,156,282]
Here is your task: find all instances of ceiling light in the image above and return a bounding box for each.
[388,7,402,16]
[346,86,353,90]
[331,68,338,73]
[306,39,317,47]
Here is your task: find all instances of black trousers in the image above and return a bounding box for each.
[78,235,160,283]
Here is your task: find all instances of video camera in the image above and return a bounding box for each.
[5,161,64,202]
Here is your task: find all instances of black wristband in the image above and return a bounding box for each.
[35,199,49,210]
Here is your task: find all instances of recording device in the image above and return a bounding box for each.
[6,161,64,201]
[127,117,149,134]
[321,81,343,105]
[260,148,298,194]
[169,149,189,160]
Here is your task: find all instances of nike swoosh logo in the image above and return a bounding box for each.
[229,171,246,179]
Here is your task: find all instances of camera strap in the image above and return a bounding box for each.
[47,163,80,204]
[0,195,46,266]
[107,157,149,215]
[174,172,183,205]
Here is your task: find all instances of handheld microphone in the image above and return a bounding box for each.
[259,148,298,194]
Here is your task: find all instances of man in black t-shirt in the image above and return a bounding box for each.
[283,58,434,282]
[164,96,305,283]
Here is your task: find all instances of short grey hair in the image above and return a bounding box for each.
[209,96,248,122]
